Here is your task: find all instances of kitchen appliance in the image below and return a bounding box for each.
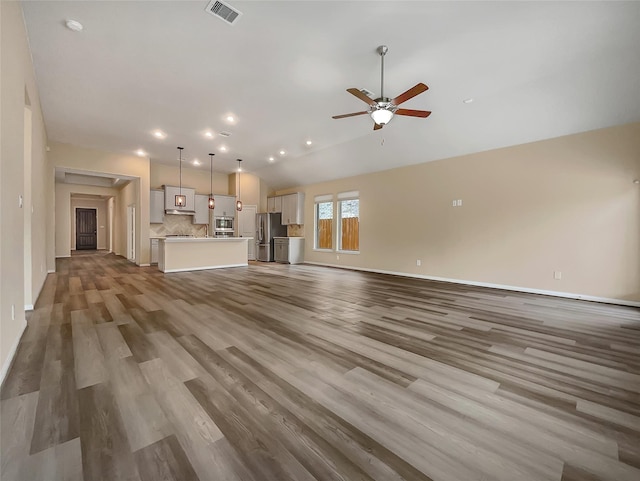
[256,212,287,262]
[214,216,234,236]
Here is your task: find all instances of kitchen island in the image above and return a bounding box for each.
[158,237,252,273]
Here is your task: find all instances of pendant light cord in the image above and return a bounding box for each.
[209,153,214,197]
[177,147,184,196]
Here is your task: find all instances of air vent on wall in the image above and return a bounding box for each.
[205,0,243,25]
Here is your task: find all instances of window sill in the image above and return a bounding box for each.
[313,248,334,253]
[337,250,360,255]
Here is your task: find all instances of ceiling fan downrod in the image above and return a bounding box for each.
[378,45,388,101]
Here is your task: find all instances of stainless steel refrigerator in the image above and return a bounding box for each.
[256,213,287,262]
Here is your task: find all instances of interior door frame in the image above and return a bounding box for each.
[127,204,136,262]
[75,207,98,250]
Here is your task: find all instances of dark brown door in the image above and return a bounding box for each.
[76,208,97,250]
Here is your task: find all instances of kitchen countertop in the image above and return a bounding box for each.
[160,237,253,243]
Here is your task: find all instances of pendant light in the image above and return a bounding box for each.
[236,159,243,212]
[175,147,186,207]
[208,153,215,209]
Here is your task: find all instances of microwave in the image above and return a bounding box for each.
[214,216,234,231]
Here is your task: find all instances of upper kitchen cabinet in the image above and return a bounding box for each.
[213,194,236,217]
[281,192,305,225]
[164,185,196,213]
[150,189,165,224]
[192,195,210,224]
[267,196,282,213]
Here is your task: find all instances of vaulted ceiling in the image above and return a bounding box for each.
[23,1,640,189]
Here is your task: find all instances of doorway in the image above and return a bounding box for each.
[75,208,97,250]
[238,205,257,261]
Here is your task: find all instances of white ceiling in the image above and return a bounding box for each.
[23,1,640,189]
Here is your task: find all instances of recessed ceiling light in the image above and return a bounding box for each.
[268,156,275,162]
[192,159,201,166]
[462,98,474,104]
[152,130,166,139]
[306,140,312,146]
[65,19,83,32]
[135,149,146,157]
[204,131,214,138]
[226,115,235,123]
[279,150,286,156]
[219,146,227,152]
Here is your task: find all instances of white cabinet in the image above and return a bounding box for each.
[150,238,159,264]
[150,190,165,224]
[274,237,304,264]
[281,192,305,225]
[267,196,282,213]
[192,195,210,225]
[163,185,196,213]
[213,195,236,217]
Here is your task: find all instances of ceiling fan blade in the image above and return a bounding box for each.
[373,123,383,131]
[395,108,432,118]
[347,88,378,106]
[391,83,429,106]
[332,111,368,119]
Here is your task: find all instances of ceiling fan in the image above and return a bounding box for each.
[333,45,431,130]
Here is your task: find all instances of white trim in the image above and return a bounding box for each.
[55,255,71,258]
[162,263,248,273]
[139,263,151,267]
[304,262,640,308]
[337,190,359,200]
[47,269,55,274]
[24,304,34,311]
[0,318,28,387]
[336,250,360,255]
[313,248,334,253]
[314,194,333,202]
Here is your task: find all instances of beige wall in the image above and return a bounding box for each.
[150,162,229,195]
[116,180,137,258]
[70,197,109,250]
[228,172,265,211]
[55,184,119,257]
[48,142,150,265]
[281,123,640,302]
[1,1,52,378]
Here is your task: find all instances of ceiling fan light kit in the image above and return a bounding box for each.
[333,45,431,130]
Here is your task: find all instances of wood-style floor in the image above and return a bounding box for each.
[1,252,639,481]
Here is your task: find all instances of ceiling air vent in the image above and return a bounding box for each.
[219,131,232,137]
[205,0,243,25]
[360,88,375,98]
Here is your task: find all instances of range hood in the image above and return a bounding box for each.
[163,185,196,215]
[165,209,195,215]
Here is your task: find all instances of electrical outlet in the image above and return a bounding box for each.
[452,200,457,207]
[11,304,15,321]
[554,271,562,280]
[416,260,421,266]
[19,195,23,208]
[457,199,463,206]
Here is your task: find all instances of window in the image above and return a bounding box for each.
[338,191,359,252]
[314,195,333,250]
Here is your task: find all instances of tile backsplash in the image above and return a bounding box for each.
[287,224,305,237]
[150,215,207,237]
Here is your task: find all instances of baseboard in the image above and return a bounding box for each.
[139,263,151,267]
[0,318,28,388]
[162,263,248,273]
[24,304,34,311]
[55,255,70,258]
[47,269,55,274]
[303,262,640,308]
